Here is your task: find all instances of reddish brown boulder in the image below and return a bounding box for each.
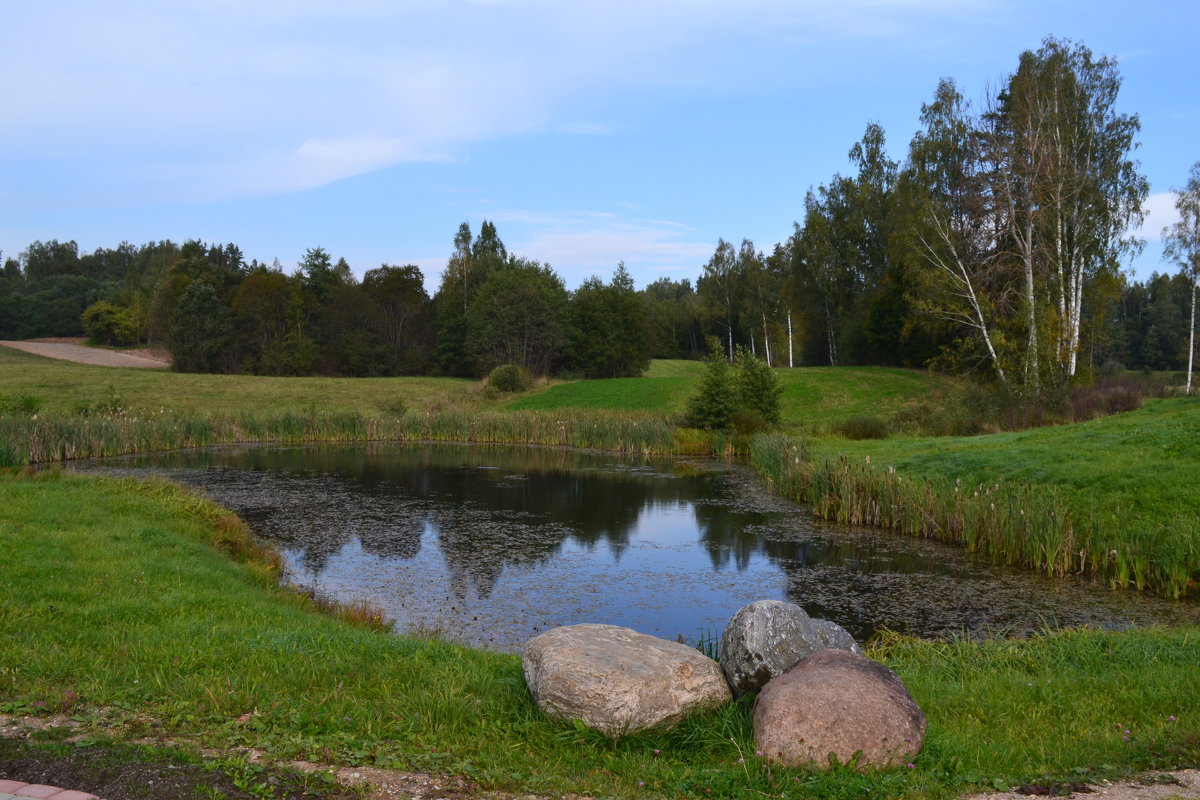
[752,648,925,770]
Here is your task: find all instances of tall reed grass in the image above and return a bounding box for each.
[749,433,1197,600]
[0,407,722,467]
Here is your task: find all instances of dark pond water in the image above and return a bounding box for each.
[76,443,1196,652]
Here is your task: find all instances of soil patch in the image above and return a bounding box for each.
[0,340,170,368]
[0,738,359,800]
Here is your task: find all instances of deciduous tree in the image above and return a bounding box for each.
[1163,161,1200,393]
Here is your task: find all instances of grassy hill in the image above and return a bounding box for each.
[0,345,477,415]
[510,359,959,427]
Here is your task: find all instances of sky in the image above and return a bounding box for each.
[3,0,1198,293]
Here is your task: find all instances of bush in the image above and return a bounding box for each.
[834,415,889,440]
[81,301,138,346]
[683,342,738,429]
[488,364,532,393]
[683,341,783,430]
[734,347,782,425]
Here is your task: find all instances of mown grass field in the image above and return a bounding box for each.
[2,345,1199,798]
[0,346,478,415]
[510,358,959,427]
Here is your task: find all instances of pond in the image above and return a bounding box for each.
[76,443,1196,652]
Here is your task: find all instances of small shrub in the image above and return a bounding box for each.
[378,398,408,417]
[0,393,42,416]
[683,340,782,430]
[734,347,783,425]
[488,364,532,393]
[730,409,769,436]
[683,340,737,429]
[834,415,889,440]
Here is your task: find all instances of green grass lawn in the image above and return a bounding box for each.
[510,361,958,427]
[0,346,477,416]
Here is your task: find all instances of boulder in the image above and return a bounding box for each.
[752,648,925,770]
[719,600,860,696]
[812,618,862,654]
[522,623,732,737]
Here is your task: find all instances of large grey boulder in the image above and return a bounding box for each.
[522,623,732,737]
[753,648,925,770]
[719,600,860,696]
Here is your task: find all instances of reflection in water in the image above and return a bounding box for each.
[76,443,1197,652]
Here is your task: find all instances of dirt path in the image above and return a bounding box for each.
[0,340,170,369]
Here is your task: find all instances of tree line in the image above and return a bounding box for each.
[1,36,1196,387]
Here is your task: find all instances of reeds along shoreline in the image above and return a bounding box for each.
[747,433,1197,600]
[0,407,717,468]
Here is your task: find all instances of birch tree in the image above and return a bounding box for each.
[1163,162,1200,394]
[988,38,1145,390]
[698,238,741,360]
[907,78,1013,383]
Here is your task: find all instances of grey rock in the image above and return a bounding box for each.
[719,600,860,696]
[812,618,862,655]
[522,623,732,737]
[753,648,926,770]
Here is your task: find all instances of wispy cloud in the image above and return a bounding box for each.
[1138,192,1181,240]
[497,209,713,287]
[0,0,997,201]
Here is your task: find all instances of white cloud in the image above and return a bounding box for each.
[497,209,713,287]
[229,135,450,195]
[1139,192,1182,240]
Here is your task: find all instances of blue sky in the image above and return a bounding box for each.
[3,0,1198,292]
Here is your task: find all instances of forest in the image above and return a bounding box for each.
[1,37,1197,389]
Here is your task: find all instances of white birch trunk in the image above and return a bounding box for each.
[762,313,772,367]
[918,224,1009,386]
[1189,280,1196,396]
[787,310,794,368]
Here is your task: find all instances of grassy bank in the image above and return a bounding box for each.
[510,359,958,428]
[2,470,1197,800]
[748,397,1200,598]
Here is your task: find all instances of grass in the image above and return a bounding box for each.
[0,346,478,416]
[749,396,1200,597]
[509,361,957,427]
[2,470,1197,800]
[2,345,1200,796]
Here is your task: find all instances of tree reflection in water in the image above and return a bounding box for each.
[77,443,1197,651]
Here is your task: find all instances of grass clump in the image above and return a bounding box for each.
[833,415,889,440]
[0,392,42,415]
[487,363,532,393]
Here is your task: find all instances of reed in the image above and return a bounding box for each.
[748,432,1197,599]
[0,407,718,466]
